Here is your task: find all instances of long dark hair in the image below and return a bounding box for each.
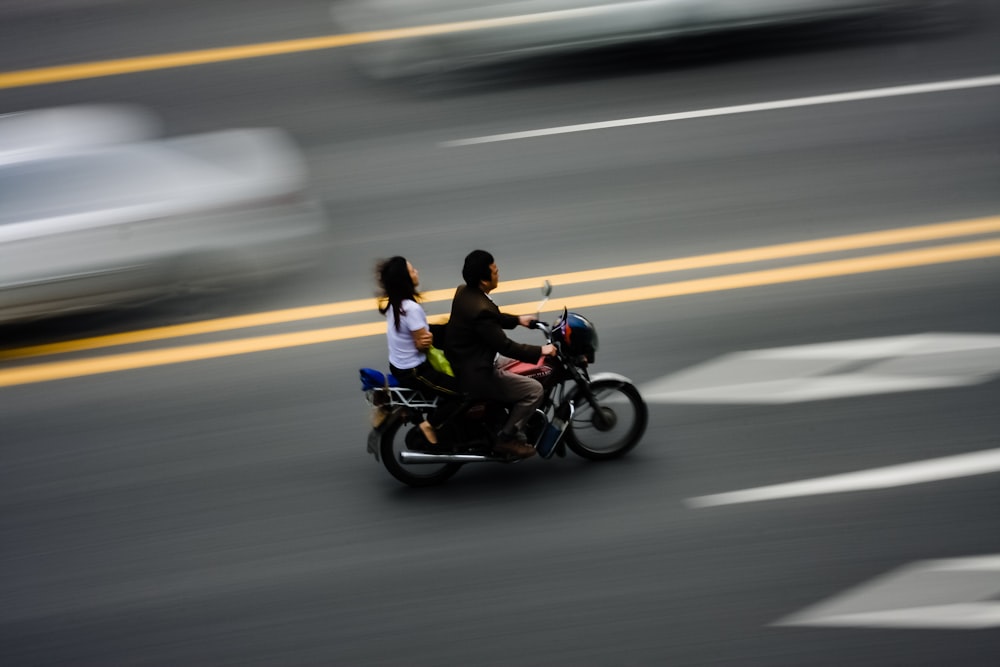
[376,256,420,331]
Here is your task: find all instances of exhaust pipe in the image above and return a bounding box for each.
[400,451,505,464]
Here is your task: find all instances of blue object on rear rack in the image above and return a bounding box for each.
[360,368,399,391]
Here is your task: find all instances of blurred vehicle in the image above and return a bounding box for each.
[0,115,332,324]
[0,104,162,164]
[331,0,966,80]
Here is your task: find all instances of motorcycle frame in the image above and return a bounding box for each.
[365,348,599,462]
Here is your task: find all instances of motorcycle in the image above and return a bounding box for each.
[359,283,648,486]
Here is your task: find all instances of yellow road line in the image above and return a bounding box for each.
[3,215,999,361]
[0,299,381,361]
[0,322,383,388]
[501,237,1000,312]
[0,8,614,90]
[3,238,998,388]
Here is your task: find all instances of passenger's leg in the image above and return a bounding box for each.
[411,362,462,443]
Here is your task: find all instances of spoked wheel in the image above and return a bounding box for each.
[379,417,462,487]
[565,380,648,461]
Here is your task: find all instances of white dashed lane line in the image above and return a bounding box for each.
[443,74,1000,146]
[687,448,1000,508]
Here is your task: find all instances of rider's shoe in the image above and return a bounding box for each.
[494,431,536,459]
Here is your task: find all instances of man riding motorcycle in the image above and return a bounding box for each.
[446,250,556,459]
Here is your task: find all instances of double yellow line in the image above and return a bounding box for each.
[2,215,1000,388]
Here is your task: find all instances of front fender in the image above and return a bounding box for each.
[562,371,636,403]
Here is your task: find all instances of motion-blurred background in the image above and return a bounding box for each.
[2,1,998,664]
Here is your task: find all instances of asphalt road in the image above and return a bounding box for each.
[2,2,999,665]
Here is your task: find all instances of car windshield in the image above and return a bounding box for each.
[0,151,198,225]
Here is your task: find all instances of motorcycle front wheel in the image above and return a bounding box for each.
[379,418,462,487]
[566,380,648,461]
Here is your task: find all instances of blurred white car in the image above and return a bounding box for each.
[0,116,332,324]
[331,0,962,79]
[0,105,162,164]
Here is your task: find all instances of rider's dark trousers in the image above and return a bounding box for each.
[475,355,544,436]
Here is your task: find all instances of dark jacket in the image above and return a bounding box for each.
[446,284,542,388]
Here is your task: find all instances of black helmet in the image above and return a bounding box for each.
[553,310,598,363]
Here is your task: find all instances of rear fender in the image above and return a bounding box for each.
[366,407,412,462]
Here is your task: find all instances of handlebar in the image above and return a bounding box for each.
[530,319,583,365]
[531,320,558,357]
[529,320,551,335]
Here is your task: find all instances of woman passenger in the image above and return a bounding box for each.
[377,256,460,445]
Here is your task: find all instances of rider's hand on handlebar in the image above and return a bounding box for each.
[541,344,557,357]
[518,315,535,328]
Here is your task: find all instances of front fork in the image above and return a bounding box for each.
[563,361,613,430]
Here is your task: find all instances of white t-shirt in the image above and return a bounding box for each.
[386,298,427,370]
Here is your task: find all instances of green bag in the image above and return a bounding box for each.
[427,346,454,376]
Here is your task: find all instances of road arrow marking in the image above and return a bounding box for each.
[774,555,1000,630]
[686,448,1000,508]
[643,333,1000,404]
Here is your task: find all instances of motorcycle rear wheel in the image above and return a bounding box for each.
[380,418,462,487]
[566,380,647,461]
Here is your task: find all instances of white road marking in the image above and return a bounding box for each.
[443,74,1000,146]
[774,555,1000,630]
[642,333,1000,404]
[686,448,1000,508]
